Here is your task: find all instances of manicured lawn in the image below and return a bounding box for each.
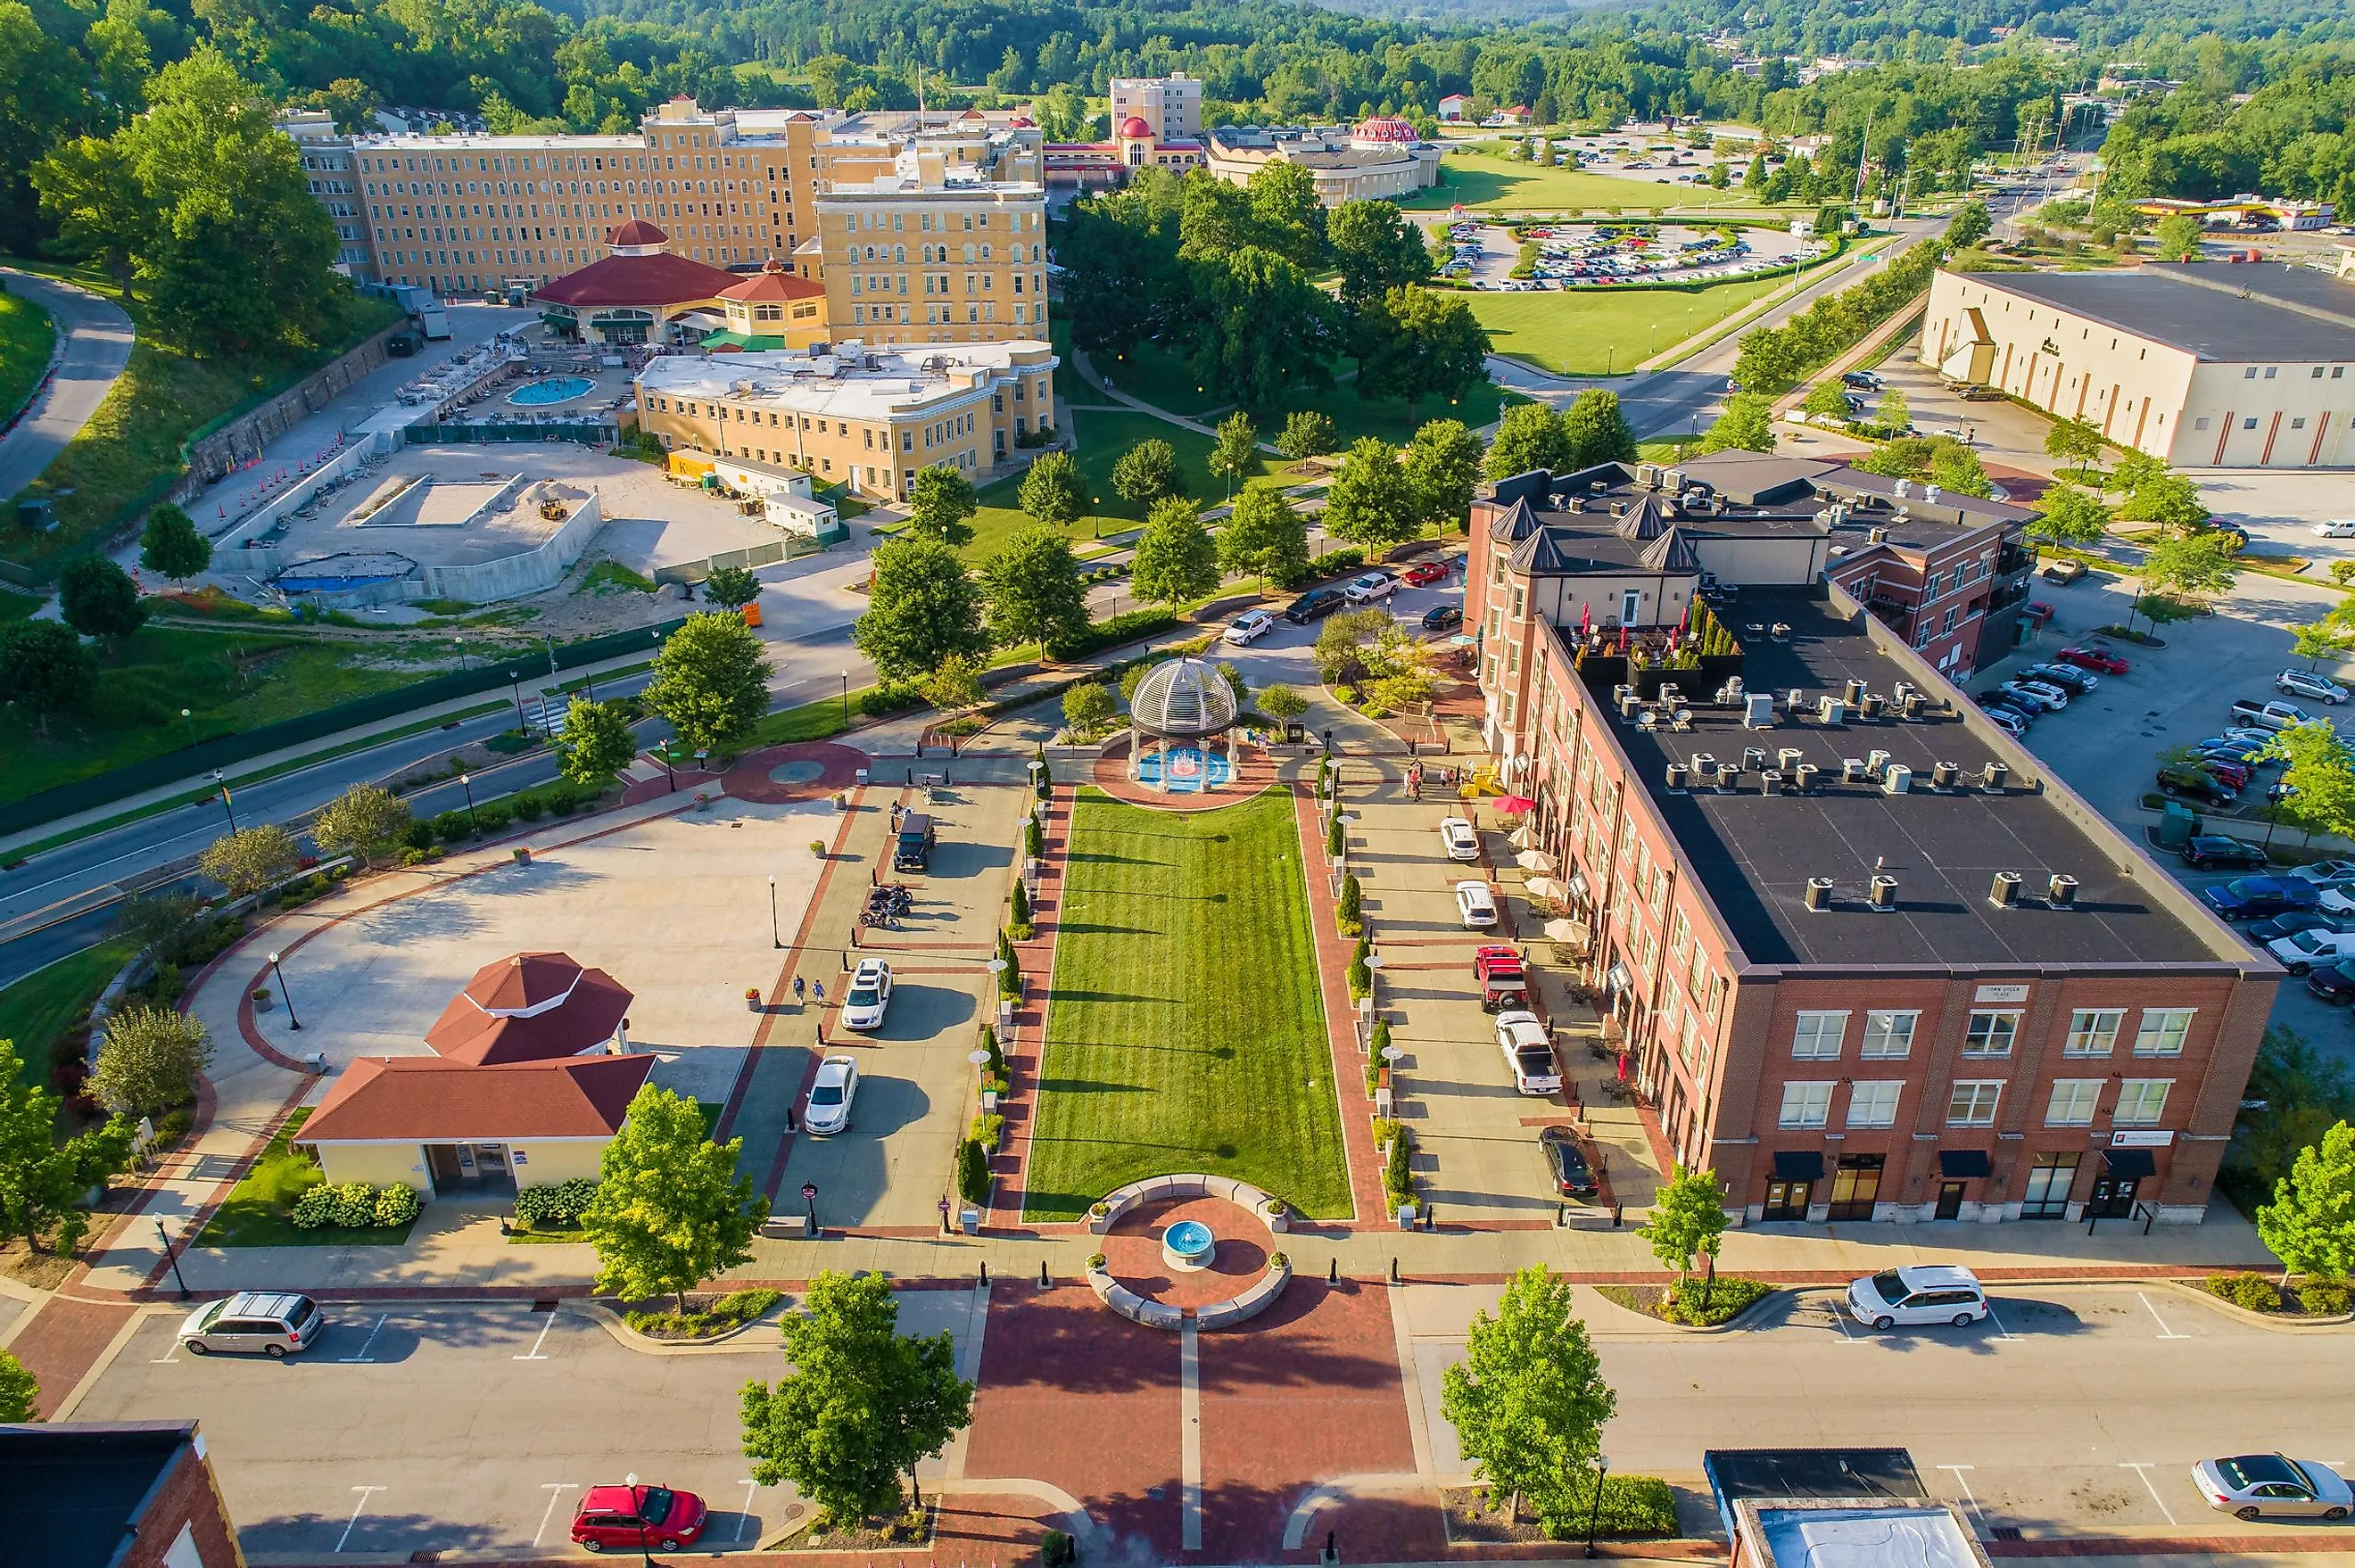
[0,287,56,421]
[200,1109,419,1248]
[0,624,425,806]
[0,939,134,1088]
[1087,339,1510,440]
[1024,786,1348,1221]
[1455,272,1798,375]
[1086,341,1225,417]
[1402,152,1751,211]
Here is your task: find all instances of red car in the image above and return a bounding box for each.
[572,1485,707,1553]
[1474,945,1525,981]
[1402,559,1450,586]
[2058,646,2129,675]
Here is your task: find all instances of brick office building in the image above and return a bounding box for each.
[1465,454,2277,1225]
[10,1420,246,1568]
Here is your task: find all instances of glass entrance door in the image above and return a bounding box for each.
[2023,1153,2079,1218]
[1762,1180,1812,1221]
[2087,1172,2139,1219]
[1827,1154,1885,1221]
[1935,1181,1966,1220]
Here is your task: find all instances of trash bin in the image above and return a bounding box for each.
[855,768,870,786]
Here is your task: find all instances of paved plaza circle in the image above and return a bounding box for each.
[767,757,830,785]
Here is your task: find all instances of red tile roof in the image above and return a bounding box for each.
[425,953,633,1065]
[461,951,583,1012]
[302,1054,655,1143]
[719,259,824,303]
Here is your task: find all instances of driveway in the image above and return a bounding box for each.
[0,268,134,506]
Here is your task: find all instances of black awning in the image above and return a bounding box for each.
[1938,1149,1993,1179]
[1772,1150,1825,1181]
[2104,1147,2158,1178]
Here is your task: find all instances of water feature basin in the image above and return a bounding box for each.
[1135,745,1234,794]
[1161,1219,1216,1273]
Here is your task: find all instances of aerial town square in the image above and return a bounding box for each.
[10,4,2355,1566]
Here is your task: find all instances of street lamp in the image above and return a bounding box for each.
[839,669,851,726]
[1584,1454,1610,1557]
[266,951,302,1030]
[459,772,479,836]
[801,1181,820,1236]
[180,707,196,748]
[211,770,236,832]
[657,742,677,792]
[624,1473,658,1568]
[508,671,525,733]
[155,1217,190,1299]
[768,875,781,948]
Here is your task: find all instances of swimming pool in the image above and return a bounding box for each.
[507,376,594,406]
[1135,746,1234,794]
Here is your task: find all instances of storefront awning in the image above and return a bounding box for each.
[2103,1148,2157,1179]
[1938,1149,1992,1179]
[1772,1151,1824,1181]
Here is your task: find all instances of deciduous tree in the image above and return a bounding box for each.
[919,652,985,712]
[1324,438,1423,549]
[1802,379,1852,421]
[2031,482,2112,544]
[1403,418,1483,532]
[645,610,773,750]
[1061,681,1115,737]
[138,503,212,583]
[1132,495,1221,605]
[1208,411,1258,500]
[89,1005,211,1118]
[311,783,413,869]
[0,1040,135,1253]
[2153,213,2205,261]
[2258,1120,2355,1283]
[2118,469,2210,530]
[1217,486,1310,592]
[1327,198,1431,314]
[582,1082,764,1314]
[1946,199,1993,249]
[2045,416,2103,475]
[0,1349,34,1423]
[1277,409,1338,461]
[558,697,639,787]
[1562,388,1637,467]
[981,524,1090,661]
[1698,392,1777,454]
[1483,401,1571,479]
[701,564,760,612]
[1018,449,1085,531]
[1187,246,1336,411]
[2140,527,2240,607]
[855,538,990,682]
[1438,1264,1616,1526]
[59,556,145,648]
[1355,285,1491,407]
[1111,437,1184,508]
[904,464,979,548]
[1641,1165,1730,1300]
[197,824,297,895]
[0,620,95,737]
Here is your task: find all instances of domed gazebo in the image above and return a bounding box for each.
[1127,656,1242,793]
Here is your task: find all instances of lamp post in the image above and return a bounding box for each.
[768,875,781,947]
[969,1047,995,1108]
[657,742,677,792]
[266,951,302,1030]
[155,1217,190,1299]
[211,770,236,832]
[839,669,851,727]
[1584,1453,1610,1557]
[624,1473,658,1568]
[180,707,196,748]
[508,671,525,733]
[801,1181,820,1236]
[459,771,479,836]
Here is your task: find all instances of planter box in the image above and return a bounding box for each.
[512,846,532,864]
[1087,1208,1114,1235]
[1395,1202,1418,1230]
[1263,1207,1291,1234]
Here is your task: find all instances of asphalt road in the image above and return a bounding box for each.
[0,268,135,504]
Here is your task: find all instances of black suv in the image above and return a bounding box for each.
[2179,835,2267,871]
[1283,587,1345,624]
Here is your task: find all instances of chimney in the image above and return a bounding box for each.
[1868,874,1898,911]
[2048,873,2080,908]
[1804,876,1835,912]
[1989,871,2021,907]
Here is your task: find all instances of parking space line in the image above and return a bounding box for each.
[1936,1465,1986,1531]
[339,1315,388,1363]
[533,1483,577,1547]
[2121,1463,2177,1525]
[1983,1300,2020,1342]
[515,1313,558,1360]
[2137,1292,2189,1339]
[738,1480,760,1539]
[336,1485,386,1551]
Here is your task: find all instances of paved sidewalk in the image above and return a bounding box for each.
[0,268,134,508]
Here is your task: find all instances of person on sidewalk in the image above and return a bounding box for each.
[793,975,806,1008]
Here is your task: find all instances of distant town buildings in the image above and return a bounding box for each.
[1110,71,1203,143]
[1200,118,1441,205]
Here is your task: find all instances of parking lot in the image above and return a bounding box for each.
[1428,219,1816,293]
[73,1292,987,1558]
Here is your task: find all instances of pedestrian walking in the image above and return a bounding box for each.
[793,975,806,1006]
[813,979,825,1005]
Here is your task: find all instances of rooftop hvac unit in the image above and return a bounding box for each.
[1762,770,1786,795]
[2048,873,2080,908]
[1868,873,1899,911]
[1636,463,1663,488]
[1894,681,1918,704]
[1986,762,2011,793]
[1859,693,1884,719]
[1618,690,1641,718]
[1665,763,1690,793]
[1841,756,1868,783]
[1865,748,1891,774]
[1804,876,1835,912]
[1930,761,1960,790]
[1882,764,1912,795]
[1664,468,1686,494]
[1989,871,2021,908]
[1789,689,1807,711]
[1894,478,1912,499]
[1844,678,1868,706]
[1793,762,1822,792]
[1777,747,1805,773]
[1901,692,1926,721]
[1818,697,1849,726]
[1741,746,1768,773]
[1744,692,1777,729]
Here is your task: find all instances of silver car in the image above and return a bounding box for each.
[2193,1454,2352,1521]
[178,1292,326,1358]
[804,1054,860,1136]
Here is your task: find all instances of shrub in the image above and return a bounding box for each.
[860,681,924,717]
[2206,1271,2283,1313]
[548,794,577,817]
[516,1177,599,1229]
[1661,1274,1773,1326]
[1040,1530,1078,1568]
[1384,1126,1415,1209]
[293,1180,414,1230]
[290,1186,337,1229]
[401,818,435,850]
[1307,546,1365,580]
[474,802,514,834]
[513,794,546,821]
[1337,872,1363,936]
[957,1138,992,1207]
[2300,1279,2351,1316]
[374,1184,421,1226]
[432,810,471,842]
[714,1286,782,1324]
[1534,1472,1680,1539]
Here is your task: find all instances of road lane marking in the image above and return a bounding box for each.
[533,1483,577,1546]
[1982,1300,2020,1341]
[2137,1292,2189,1339]
[1936,1465,1986,1531]
[515,1313,558,1360]
[738,1480,760,1539]
[339,1314,388,1362]
[2121,1463,2177,1525]
[336,1486,386,1551]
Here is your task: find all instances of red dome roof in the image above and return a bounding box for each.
[1118,116,1154,139]
[1352,116,1418,143]
[607,219,669,249]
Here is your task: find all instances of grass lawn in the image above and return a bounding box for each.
[1456,271,1802,375]
[0,287,56,421]
[0,939,134,1088]
[1402,152,1750,212]
[200,1109,419,1248]
[1085,339,1510,441]
[0,623,425,806]
[1023,786,1347,1221]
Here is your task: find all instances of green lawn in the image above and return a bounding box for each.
[1086,339,1509,441]
[199,1109,419,1248]
[1457,271,1803,375]
[0,939,134,1087]
[1402,151,1751,212]
[1024,786,1348,1221]
[0,624,426,806]
[0,287,56,422]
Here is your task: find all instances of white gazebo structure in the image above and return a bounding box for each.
[1126,656,1242,792]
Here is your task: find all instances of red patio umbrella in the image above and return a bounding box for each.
[1494,794,1537,813]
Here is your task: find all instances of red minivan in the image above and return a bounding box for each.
[572,1485,707,1553]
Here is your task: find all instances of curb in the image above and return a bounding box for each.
[567,1296,789,1354]
[1586,1281,1790,1335]
[2152,1275,2355,1333]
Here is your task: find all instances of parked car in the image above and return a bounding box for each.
[1494,1011,1562,1096]
[571,1485,709,1554]
[2040,558,2089,584]
[2011,678,2074,707]
[2251,909,2354,942]
[2156,764,2238,805]
[2230,697,2311,731]
[1283,587,1345,623]
[2314,519,2355,539]
[2194,757,2254,790]
[1475,945,1529,1011]
[2309,959,2355,1003]
[1454,879,1499,928]
[178,1292,326,1358]
[2180,835,2268,871]
[1439,817,1481,861]
[2269,928,2355,975]
[2193,738,2268,765]
[2202,876,2319,922]
[1998,681,2065,712]
[2292,860,2355,886]
[2213,520,2252,547]
[1842,369,1883,391]
[2058,645,2128,674]
[1223,608,1276,646]
[1538,1126,1599,1200]
[1981,706,2029,739]
[2022,663,2095,695]
[803,1054,860,1135]
[2277,669,2350,704]
[1844,1265,1990,1331]
[2192,1456,2353,1523]
[1978,689,2040,720]
[1421,604,1464,632]
[840,958,893,1031]
[1343,569,1401,604]
[1401,559,1450,586]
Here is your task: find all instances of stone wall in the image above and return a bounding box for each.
[168,325,401,500]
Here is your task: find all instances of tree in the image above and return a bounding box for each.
[0,1041,135,1253]
[558,697,640,787]
[2293,620,2355,673]
[1244,158,1326,269]
[58,556,145,648]
[88,1006,211,1118]
[1208,411,1258,500]
[582,1082,764,1314]
[2153,213,2205,261]
[2232,1027,2355,1212]
[2118,469,2210,530]
[111,892,202,966]
[1438,1265,1616,1527]
[1698,392,1777,454]
[981,524,1090,660]
[1062,681,1115,737]
[741,1270,976,1523]
[1561,388,1637,468]
[904,465,979,548]
[1731,328,1805,396]
[1132,496,1221,605]
[138,503,211,583]
[1878,386,1910,434]
[1483,401,1571,479]
[919,652,985,712]
[855,538,990,682]
[197,824,297,895]
[1404,419,1484,533]
[2258,1121,2355,1283]
[1277,409,1338,462]
[2260,722,2355,844]
[1018,449,1085,531]
[1111,437,1183,509]
[1641,1165,1730,1302]
[701,565,760,612]
[1945,198,1992,249]
[1325,439,1423,549]
[2045,417,2103,476]
[0,620,95,737]
[645,610,773,751]
[0,1349,34,1423]
[2140,528,2240,607]
[1188,246,1338,410]
[1355,285,1491,407]
[1218,486,1310,592]
[312,783,413,869]
[1802,379,1853,420]
[1258,683,1310,722]
[2030,483,2112,545]
[1327,198,1432,315]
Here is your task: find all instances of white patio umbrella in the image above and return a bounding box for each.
[1508,824,1539,851]
[1525,876,1569,904]
[1543,918,1591,946]
[1516,848,1558,875]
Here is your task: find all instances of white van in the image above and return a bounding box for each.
[1844,1265,1989,1330]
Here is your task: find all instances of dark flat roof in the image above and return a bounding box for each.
[1,1422,198,1568]
[1964,266,2355,364]
[1705,1448,1928,1506]
[1605,590,2226,969]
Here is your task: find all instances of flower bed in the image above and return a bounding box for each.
[1597,1275,1774,1327]
[623,1287,782,1340]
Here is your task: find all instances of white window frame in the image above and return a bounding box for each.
[1791,1011,1847,1060]
[1963,1010,2019,1058]
[2133,1008,2194,1057]
[2115,1078,2172,1126]
[1846,1081,1903,1130]
[1779,1081,1834,1129]
[2064,1008,2124,1057]
[2045,1078,2102,1127]
[1947,1079,2004,1126]
[1860,1010,1919,1060]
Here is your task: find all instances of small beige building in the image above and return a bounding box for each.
[299,1053,654,1197]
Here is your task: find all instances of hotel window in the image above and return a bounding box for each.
[2114,1079,2172,1126]
[1963,1011,2018,1058]
[2133,1009,2194,1057]
[1791,1011,1846,1060]
[2045,1079,2101,1127]
[2064,1008,2123,1056]
[1859,1011,1917,1060]
[1847,1081,1902,1129]
[1779,1082,1833,1129]
[1946,1081,2003,1126]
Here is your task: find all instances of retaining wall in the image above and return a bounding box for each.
[418,490,602,603]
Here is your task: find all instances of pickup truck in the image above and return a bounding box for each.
[2230,697,2312,731]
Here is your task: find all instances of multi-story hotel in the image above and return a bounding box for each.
[1463,452,2276,1227]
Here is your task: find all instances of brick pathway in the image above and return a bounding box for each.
[992,782,1064,1228]
[9,1292,136,1418]
[1291,784,1392,1226]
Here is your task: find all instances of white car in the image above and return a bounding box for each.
[1223,608,1276,646]
[2193,1455,2355,1522]
[1495,1011,1561,1096]
[2291,859,2355,886]
[1343,570,1400,604]
[1454,879,1499,928]
[1439,817,1480,861]
[1844,1265,1990,1330]
[2277,668,2350,704]
[2268,928,2355,975]
[2312,519,2355,538]
[840,957,893,1031]
[804,1054,860,1135]
[2002,679,2069,710]
[178,1292,326,1358]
